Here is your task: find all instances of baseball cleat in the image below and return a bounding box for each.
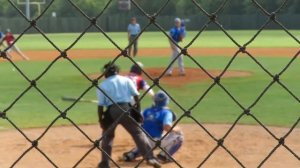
[146,158,161,168]
[157,153,173,163]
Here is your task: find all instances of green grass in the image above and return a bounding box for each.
[0,55,299,129]
[13,30,300,50]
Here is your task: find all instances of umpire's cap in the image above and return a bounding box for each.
[102,62,119,78]
[130,62,143,75]
[154,90,169,107]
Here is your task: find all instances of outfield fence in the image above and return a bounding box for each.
[0,0,299,167]
[2,14,300,33]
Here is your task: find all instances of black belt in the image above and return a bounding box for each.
[108,102,130,109]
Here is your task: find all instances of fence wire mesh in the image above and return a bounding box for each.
[0,0,299,167]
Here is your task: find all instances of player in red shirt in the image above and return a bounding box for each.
[0,29,29,60]
[127,62,155,97]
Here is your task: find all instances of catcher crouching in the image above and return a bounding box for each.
[122,91,184,163]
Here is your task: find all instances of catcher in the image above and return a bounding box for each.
[166,18,186,76]
[122,91,184,163]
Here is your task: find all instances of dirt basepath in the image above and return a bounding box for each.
[1,47,298,62]
[0,124,299,168]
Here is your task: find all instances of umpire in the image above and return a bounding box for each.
[96,62,161,168]
[127,17,141,57]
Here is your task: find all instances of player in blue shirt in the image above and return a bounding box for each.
[0,31,4,48]
[122,91,184,163]
[166,18,186,76]
[181,19,187,38]
[0,31,3,39]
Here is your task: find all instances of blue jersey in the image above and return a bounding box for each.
[170,27,186,43]
[0,32,3,39]
[142,106,173,138]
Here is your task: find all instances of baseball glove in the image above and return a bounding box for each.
[179,35,183,42]
[130,106,143,123]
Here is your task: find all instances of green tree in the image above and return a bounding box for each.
[176,0,200,16]
[223,0,247,14]
[286,0,300,14]
[0,0,24,17]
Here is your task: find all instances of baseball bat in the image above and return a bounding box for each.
[61,96,98,104]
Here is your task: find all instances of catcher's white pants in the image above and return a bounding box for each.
[125,131,184,159]
[155,131,183,156]
[167,43,185,75]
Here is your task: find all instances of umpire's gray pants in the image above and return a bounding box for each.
[101,103,153,163]
[128,35,138,57]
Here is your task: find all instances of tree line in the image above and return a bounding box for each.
[1,0,300,18]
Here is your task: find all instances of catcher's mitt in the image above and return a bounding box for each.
[178,34,183,42]
[130,106,143,123]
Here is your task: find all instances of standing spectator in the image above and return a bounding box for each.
[0,29,29,60]
[96,62,161,168]
[127,17,141,57]
[166,18,186,76]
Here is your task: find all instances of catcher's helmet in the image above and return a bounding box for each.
[102,62,119,78]
[154,91,169,107]
[130,62,143,75]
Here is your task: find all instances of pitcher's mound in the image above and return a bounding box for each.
[143,68,252,87]
[89,68,252,87]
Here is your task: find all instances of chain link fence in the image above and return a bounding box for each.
[0,0,299,167]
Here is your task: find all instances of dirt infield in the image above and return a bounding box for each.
[0,47,298,62]
[1,48,299,168]
[0,124,299,168]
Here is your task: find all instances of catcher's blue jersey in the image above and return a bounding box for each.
[142,106,173,138]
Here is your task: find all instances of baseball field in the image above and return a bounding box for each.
[0,30,299,167]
